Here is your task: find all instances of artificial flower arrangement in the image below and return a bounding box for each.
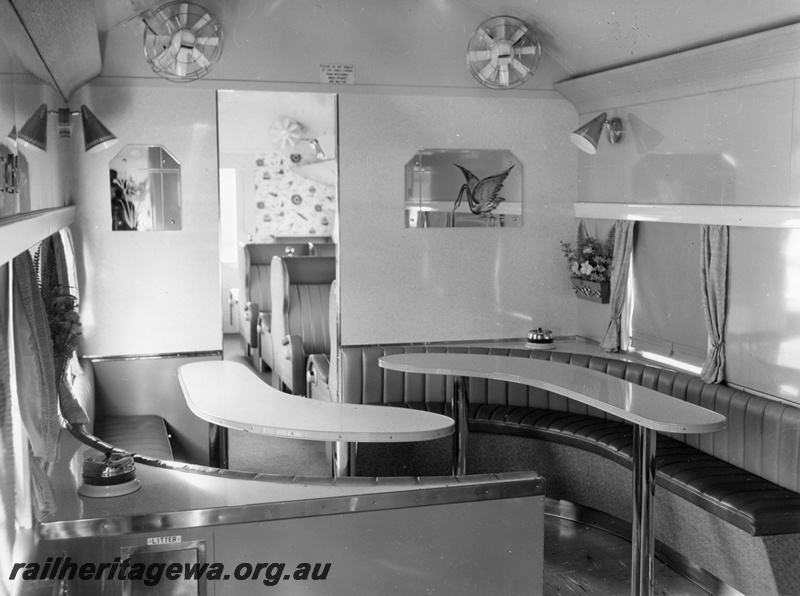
[34,241,82,384]
[560,222,615,283]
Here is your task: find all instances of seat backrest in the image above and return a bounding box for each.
[328,280,339,399]
[311,242,337,257]
[339,344,800,495]
[244,243,310,313]
[271,256,336,354]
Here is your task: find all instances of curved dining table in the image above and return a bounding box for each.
[378,352,726,596]
[178,361,454,477]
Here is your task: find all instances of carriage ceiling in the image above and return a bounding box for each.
[93,0,800,78]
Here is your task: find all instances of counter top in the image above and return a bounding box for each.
[379,352,725,434]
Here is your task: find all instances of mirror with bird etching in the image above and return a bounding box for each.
[405,149,521,228]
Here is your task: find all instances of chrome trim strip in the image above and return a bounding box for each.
[83,350,222,362]
[40,479,544,541]
[544,498,745,596]
[43,425,544,541]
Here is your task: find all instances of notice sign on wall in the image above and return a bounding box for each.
[319,64,355,84]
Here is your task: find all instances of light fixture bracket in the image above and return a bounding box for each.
[605,118,623,145]
[1,153,18,194]
[570,112,624,154]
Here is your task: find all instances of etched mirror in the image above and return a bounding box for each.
[110,145,181,231]
[405,149,521,228]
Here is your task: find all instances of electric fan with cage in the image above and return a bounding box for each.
[143,1,223,82]
[466,15,541,90]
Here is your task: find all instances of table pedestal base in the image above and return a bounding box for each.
[333,441,357,477]
[209,423,228,469]
[632,425,657,596]
[453,376,469,476]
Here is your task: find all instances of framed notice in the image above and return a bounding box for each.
[319,64,355,84]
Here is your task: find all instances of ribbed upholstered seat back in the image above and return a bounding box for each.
[281,257,336,354]
[339,345,800,494]
[249,265,271,311]
[245,243,311,314]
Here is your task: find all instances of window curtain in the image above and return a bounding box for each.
[0,318,16,570]
[12,251,60,520]
[600,220,635,352]
[699,225,728,383]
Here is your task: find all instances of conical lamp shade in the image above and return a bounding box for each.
[7,125,16,147]
[81,105,118,153]
[570,112,607,155]
[17,104,49,152]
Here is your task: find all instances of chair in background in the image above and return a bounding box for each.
[241,243,310,371]
[269,256,336,395]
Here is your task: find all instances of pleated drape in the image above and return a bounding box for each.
[0,325,16,556]
[699,225,729,383]
[600,220,636,352]
[12,250,60,519]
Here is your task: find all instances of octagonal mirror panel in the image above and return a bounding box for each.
[405,149,521,228]
[110,145,181,231]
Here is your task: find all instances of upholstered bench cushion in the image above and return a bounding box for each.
[94,415,174,461]
[387,401,800,536]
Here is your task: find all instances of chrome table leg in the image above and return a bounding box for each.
[333,440,357,477]
[209,423,228,469]
[452,376,469,476]
[631,425,657,596]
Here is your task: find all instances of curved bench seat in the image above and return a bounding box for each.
[341,344,800,538]
[389,400,800,536]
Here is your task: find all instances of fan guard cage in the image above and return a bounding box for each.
[467,15,541,90]
[143,1,223,83]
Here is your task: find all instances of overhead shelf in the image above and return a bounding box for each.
[555,23,800,114]
[574,202,800,228]
[0,206,77,265]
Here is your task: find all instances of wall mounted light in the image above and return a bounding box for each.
[17,104,118,154]
[1,153,18,194]
[570,112,623,154]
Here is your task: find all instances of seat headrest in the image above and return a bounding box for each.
[281,256,336,284]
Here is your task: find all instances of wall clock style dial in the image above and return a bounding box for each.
[467,15,541,90]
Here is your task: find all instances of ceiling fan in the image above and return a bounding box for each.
[467,15,541,90]
[143,1,223,82]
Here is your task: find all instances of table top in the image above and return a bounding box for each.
[379,353,726,435]
[179,361,454,442]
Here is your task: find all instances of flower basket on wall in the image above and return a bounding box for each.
[561,221,614,305]
[570,279,610,304]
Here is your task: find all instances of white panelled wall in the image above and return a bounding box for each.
[564,33,800,402]
[338,93,578,345]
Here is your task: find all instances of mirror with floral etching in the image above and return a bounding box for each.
[109,145,181,231]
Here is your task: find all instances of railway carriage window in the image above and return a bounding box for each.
[629,222,706,372]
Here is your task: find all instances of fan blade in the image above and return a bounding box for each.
[147,34,173,50]
[153,44,175,67]
[195,36,220,46]
[497,65,509,87]
[468,49,491,62]
[496,21,507,41]
[510,58,530,78]
[476,27,494,46]
[182,3,192,27]
[192,12,211,31]
[509,26,528,45]
[478,61,496,83]
[517,44,538,55]
[192,48,211,69]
